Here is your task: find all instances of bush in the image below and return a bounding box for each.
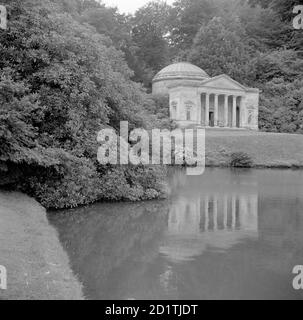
[24,154,100,209]
[230,152,253,168]
[0,1,168,208]
[22,162,167,209]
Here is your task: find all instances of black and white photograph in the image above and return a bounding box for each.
[0,0,303,306]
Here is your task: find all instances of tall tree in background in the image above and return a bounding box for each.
[169,0,217,54]
[56,0,152,89]
[131,1,172,89]
[248,0,303,52]
[255,49,303,132]
[249,0,298,20]
[188,16,254,84]
[80,5,131,49]
[232,1,283,51]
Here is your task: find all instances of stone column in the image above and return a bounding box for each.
[204,196,209,231]
[224,95,228,127]
[240,96,246,128]
[223,195,228,230]
[197,92,202,125]
[213,197,218,231]
[239,196,247,229]
[232,96,237,128]
[231,196,236,229]
[205,93,210,127]
[214,94,219,127]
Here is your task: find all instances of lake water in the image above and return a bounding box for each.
[48,168,303,300]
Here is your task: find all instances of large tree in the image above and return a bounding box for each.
[130,1,172,88]
[169,0,218,51]
[248,0,303,51]
[188,16,254,84]
[0,0,166,208]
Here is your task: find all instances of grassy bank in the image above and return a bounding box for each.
[0,192,83,300]
[205,129,303,168]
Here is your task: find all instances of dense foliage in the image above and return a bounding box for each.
[230,152,254,168]
[124,0,303,132]
[0,0,167,208]
[1,0,303,208]
[52,0,303,133]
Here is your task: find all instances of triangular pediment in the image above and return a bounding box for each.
[201,75,247,91]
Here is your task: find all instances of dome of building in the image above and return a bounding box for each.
[153,62,209,83]
[152,62,209,95]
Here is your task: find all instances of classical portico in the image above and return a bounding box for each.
[152,62,259,130]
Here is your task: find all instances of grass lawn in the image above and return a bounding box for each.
[0,192,83,300]
[204,129,303,167]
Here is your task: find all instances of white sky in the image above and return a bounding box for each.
[103,0,173,14]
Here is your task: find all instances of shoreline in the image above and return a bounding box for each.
[1,164,303,299]
[0,192,83,300]
[204,164,303,169]
[204,129,303,169]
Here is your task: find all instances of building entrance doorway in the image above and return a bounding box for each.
[209,112,214,127]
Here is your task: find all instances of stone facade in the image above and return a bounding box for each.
[152,62,259,130]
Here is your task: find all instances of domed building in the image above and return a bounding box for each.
[152,62,259,130]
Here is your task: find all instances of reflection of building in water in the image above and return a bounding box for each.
[160,193,258,262]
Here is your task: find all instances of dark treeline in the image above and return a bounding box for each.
[61,0,303,134]
[88,0,303,134]
[0,0,303,208]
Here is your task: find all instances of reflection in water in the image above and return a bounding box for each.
[48,169,303,300]
[161,193,258,262]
